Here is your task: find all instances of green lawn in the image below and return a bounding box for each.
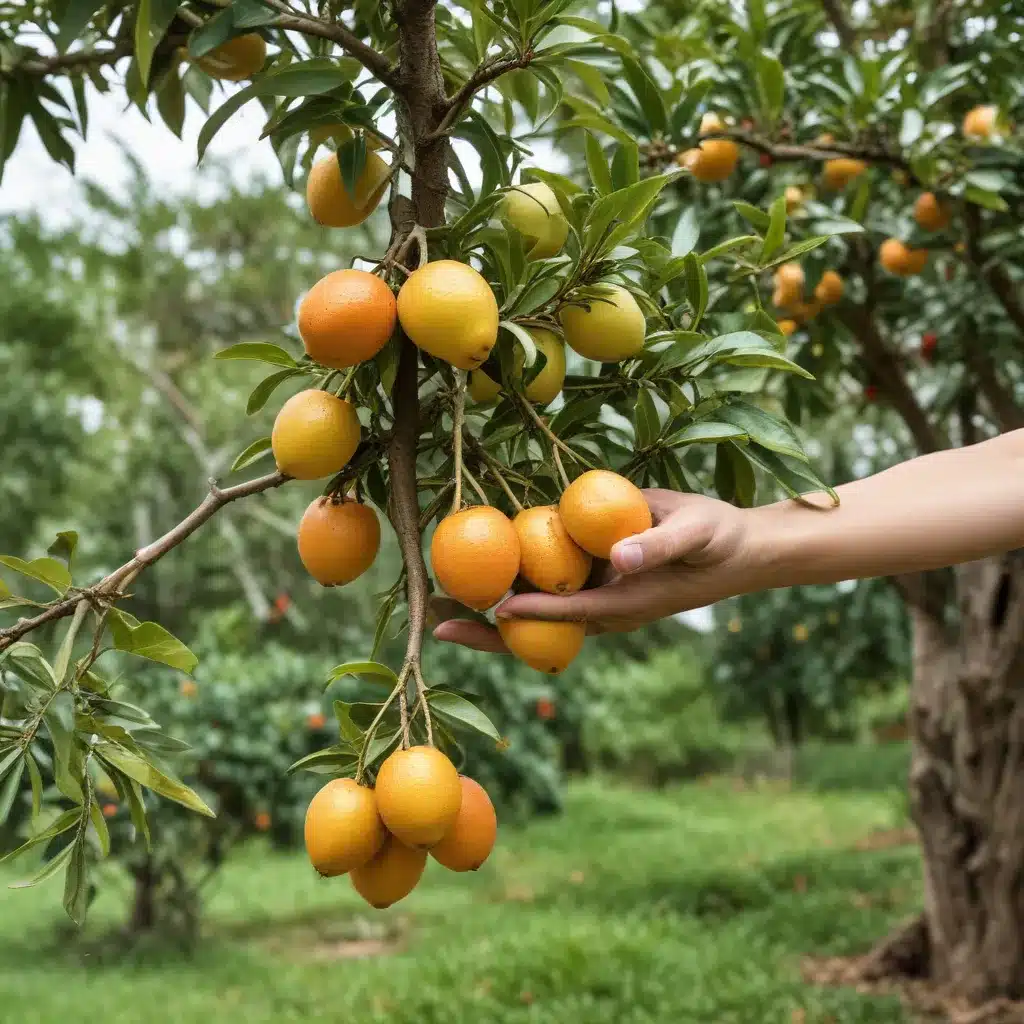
[0,775,919,1023]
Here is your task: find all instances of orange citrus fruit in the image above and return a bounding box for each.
[784,185,804,213]
[963,105,997,140]
[822,157,866,190]
[777,319,797,336]
[375,746,463,848]
[913,193,951,232]
[498,618,586,674]
[813,271,844,305]
[468,328,566,406]
[430,505,520,611]
[297,497,380,586]
[297,269,396,369]
[430,777,497,872]
[350,834,427,908]
[559,284,645,363]
[879,238,928,276]
[678,138,739,182]
[272,389,360,480]
[303,778,387,877]
[513,505,592,595]
[306,151,390,228]
[195,33,266,81]
[558,470,652,560]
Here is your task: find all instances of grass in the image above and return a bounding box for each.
[0,770,921,1023]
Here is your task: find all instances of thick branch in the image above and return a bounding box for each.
[963,344,1024,432]
[0,471,287,652]
[819,0,856,48]
[962,204,1024,338]
[426,52,533,141]
[11,38,156,77]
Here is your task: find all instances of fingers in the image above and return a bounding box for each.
[609,509,715,574]
[432,619,509,654]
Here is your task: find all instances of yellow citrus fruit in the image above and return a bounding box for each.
[468,328,566,407]
[774,262,805,293]
[430,505,521,611]
[306,151,390,228]
[303,778,386,877]
[772,286,799,311]
[272,389,360,480]
[963,104,997,140]
[813,270,844,305]
[879,238,928,277]
[350,834,427,908]
[777,319,797,336]
[501,183,569,260]
[375,746,463,848]
[297,269,396,369]
[397,260,499,370]
[558,469,652,560]
[784,185,804,213]
[195,33,266,81]
[822,158,866,190]
[699,112,725,135]
[678,139,739,182]
[513,505,592,595]
[559,284,645,363]
[430,777,498,872]
[789,299,822,323]
[297,497,380,586]
[498,618,586,674]
[913,193,951,232]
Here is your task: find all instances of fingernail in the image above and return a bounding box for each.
[614,540,643,573]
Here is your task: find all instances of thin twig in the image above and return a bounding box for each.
[411,662,433,747]
[450,372,466,514]
[355,668,407,782]
[398,677,411,749]
[462,465,489,504]
[476,446,526,513]
[552,444,570,490]
[516,394,596,470]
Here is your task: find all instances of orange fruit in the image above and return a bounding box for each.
[772,286,800,311]
[789,299,823,323]
[350,834,427,908]
[879,238,928,277]
[558,470,652,560]
[777,319,797,336]
[102,803,118,819]
[254,811,272,832]
[304,778,386,877]
[272,389,360,480]
[963,104,997,140]
[513,505,592,595]
[498,619,586,674]
[774,262,805,294]
[678,139,739,182]
[430,777,497,872]
[913,193,951,232]
[180,679,197,698]
[297,270,396,369]
[397,260,499,370]
[430,506,520,611]
[306,151,390,228]
[813,271,844,305]
[297,497,380,586]
[822,158,866,190]
[784,185,804,213]
[307,712,327,730]
[375,746,463,848]
[195,33,266,81]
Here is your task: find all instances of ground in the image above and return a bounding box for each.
[0,763,920,1023]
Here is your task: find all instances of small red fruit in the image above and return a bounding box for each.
[274,592,291,614]
[864,385,879,402]
[307,712,327,731]
[759,152,773,168]
[536,698,556,721]
[254,811,272,832]
[102,803,118,819]
[921,333,938,360]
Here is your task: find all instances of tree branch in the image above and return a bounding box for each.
[819,0,856,48]
[962,203,1024,338]
[10,38,168,77]
[962,342,1024,432]
[0,471,287,652]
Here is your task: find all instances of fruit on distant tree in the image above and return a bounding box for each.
[814,271,844,305]
[914,193,951,232]
[879,238,928,276]
[822,157,867,190]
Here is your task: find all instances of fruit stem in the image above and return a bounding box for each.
[515,394,596,472]
[355,665,408,783]
[450,371,466,515]
[412,662,434,746]
[398,671,411,749]
[461,465,489,504]
[552,444,571,491]
[476,446,526,514]
[337,366,359,398]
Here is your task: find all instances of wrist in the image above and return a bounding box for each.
[740,494,835,593]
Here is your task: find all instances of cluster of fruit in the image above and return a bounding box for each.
[305,746,497,908]
[771,263,844,335]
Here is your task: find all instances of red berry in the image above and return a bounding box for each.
[759,152,773,168]
[864,385,878,402]
[535,698,556,721]
[921,333,938,360]
[740,118,754,131]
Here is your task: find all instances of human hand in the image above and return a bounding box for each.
[431,488,760,653]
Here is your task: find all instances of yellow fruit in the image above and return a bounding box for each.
[467,329,566,407]
[350,834,427,908]
[784,186,804,213]
[430,777,498,872]
[501,183,569,260]
[777,319,797,336]
[195,33,266,81]
[913,193,951,232]
[879,238,928,277]
[297,269,396,369]
[774,262,805,293]
[772,286,799,311]
[397,260,499,370]
[559,284,645,363]
[272,389,360,480]
[498,619,586,674]
[699,112,725,135]
[679,139,739,182]
[303,778,386,877]
[513,505,592,595]
[558,469,652,560]
[814,270,844,305]
[963,104,997,140]
[297,497,380,586]
[822,158,866,190]
[375,746,463,848]
[306,151,390,228]
[793,623,809,643]
[789,299,822,323]
[430,506,521,611]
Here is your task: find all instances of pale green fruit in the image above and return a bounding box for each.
[559,285,646,363]
[467,329,567,407]
[502,183,569,260]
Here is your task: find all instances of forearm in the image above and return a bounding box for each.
[749,430,1024,588]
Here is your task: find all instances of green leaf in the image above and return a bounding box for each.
[762,236,830,269]
[0,556,71,595]
[0,756,23,823]
[900,109,924,148]
[565,59,610,107]
[89,800,111,857]
[499,321,539,367]
[215,342,298,367]
[326,661,399,686]
[620,55,668,134]
[428,692,501,742]
[332,701,364,746]
[964,186,1008,213]
[727,442,756,508]
[123,778,151,848]
[108,612,198,673]
[63,837,88,924]
[671,207,700,258]
[231,436,273,473]
[156,69,186,138]
[287,746,357,776]
[583,173,679,254]
[744,443,836,502]
[633,388,661,449]
[759,195,787,262]
[584,132,613,195]
[683,252,708,329]
[246,368,304,415]
[188,7,235,58]
[97,744,214,817]
[667,421,749,447]
[197,83,259,162]
[57,0,107,51]
[46,532,78,571]
[609,140,640,190]
[255,59,355,98]
[9,841,76,890]
[337,134,368,203]
[668,78,712,143]
[756,51,785,122]
[1,808,81,868]
[717,401,807,460]
[0,643,57,691]
[135,0,180,85]
[43,691,78,803]
[26,753,43,821]
[361,729,400,768]
[733,200,770,231]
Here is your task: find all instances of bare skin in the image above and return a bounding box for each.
[433,429,1024,654]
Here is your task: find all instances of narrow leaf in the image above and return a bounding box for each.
[214,342,297,367]
[97,745,214,817]
[231,436,273,473]
[428,692,501,742]
[326,661,398,686]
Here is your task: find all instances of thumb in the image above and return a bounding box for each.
[609,514,714,574]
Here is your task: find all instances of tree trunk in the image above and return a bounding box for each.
[887,552,1024,1002]
[130,857,157,933]
[783,689,805,747]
